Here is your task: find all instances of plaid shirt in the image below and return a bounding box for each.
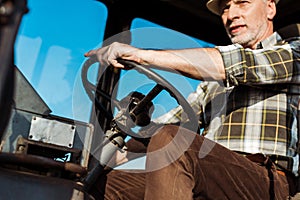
[154,31,300,175]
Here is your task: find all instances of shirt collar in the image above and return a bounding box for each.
[256,32,282,49]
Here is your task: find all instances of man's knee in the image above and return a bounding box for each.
[146,125,200,168]
[147,125,181,152]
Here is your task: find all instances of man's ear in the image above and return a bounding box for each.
[267,0,276,20]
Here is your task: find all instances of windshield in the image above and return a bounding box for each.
[15,0,107,122]
[15,0,214,124]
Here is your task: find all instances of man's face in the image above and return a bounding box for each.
[220,0,275,48]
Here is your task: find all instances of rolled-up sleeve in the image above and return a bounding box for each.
[216,42,296,86]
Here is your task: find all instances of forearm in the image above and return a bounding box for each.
[139,48,226,81]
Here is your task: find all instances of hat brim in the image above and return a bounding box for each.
[206,0,280,16]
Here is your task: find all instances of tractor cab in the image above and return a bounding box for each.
[0,0,299,199]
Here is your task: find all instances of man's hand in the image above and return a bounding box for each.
[84,42,146,69]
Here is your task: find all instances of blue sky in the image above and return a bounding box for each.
[15,0,214,123]
[15,0,107,122]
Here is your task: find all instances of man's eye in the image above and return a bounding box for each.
[237,0,250,5]
[221,5,230,13]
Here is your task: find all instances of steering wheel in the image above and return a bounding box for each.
[81,57,200,192]
[81,56,199,135]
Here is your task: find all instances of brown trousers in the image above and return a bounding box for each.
[91,125,290,200]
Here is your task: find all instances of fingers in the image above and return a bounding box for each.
[84,48,122,68]
[84,50,125,68]
[84,49,97,57]
[110,59,125,68]
[84,42,139,69]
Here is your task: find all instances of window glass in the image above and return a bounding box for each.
[15,0,107,122]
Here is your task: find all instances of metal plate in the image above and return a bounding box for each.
[29,116,76,148]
